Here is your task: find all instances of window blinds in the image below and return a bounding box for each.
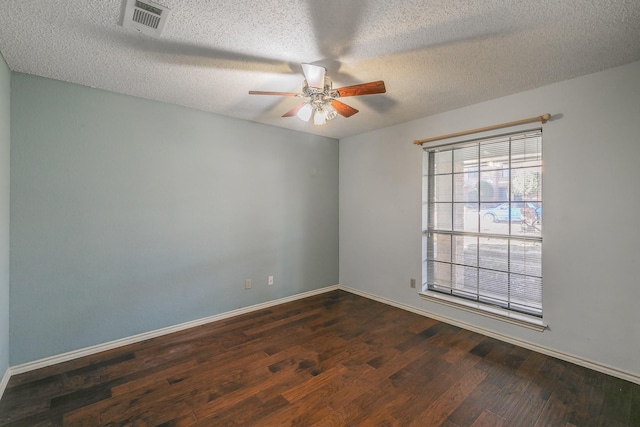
[423,130,543,317]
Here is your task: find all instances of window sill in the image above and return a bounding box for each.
[419,291,547,332]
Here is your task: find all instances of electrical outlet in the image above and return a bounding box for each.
[410,278,416,289]
[268,276,274,286]
[245,279,252,289]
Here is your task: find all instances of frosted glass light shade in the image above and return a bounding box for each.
[314,109,327,125]
[297,103,313,121]
[301,63,326,89]
[325,103,337,120]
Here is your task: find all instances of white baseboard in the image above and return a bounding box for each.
[5,283,639,387]
[0,367,10,401]
[339,285,640,386]
[9,285,339,376]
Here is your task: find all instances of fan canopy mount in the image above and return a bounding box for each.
[249,63,386,125]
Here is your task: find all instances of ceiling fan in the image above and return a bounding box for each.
[249,63,386,126]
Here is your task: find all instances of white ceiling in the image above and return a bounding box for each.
[1,1,639,139]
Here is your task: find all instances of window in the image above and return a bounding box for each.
[422,130,542,319]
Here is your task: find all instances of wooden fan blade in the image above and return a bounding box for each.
[249,91,301,96]
[282,103,305,117]
[301,63,326,89]
[335,81,386,97]
[331,100,359,118]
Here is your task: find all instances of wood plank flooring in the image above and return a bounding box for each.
[1,290,638,426]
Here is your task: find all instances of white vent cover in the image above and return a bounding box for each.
[123,0,171,36]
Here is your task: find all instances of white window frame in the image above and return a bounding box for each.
[420,129,546,331]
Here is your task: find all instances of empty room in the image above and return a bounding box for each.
[0,1,639,425]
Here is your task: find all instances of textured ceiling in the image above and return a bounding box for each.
[1,0,639,139]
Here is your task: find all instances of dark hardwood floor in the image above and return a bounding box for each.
[1,290,638,426]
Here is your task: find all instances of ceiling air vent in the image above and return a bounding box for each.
[123,0,171,37]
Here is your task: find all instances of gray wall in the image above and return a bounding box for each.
[10,74,338,365]
[340,61,640,378]
[0,53,9,376]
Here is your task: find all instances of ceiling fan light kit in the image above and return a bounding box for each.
[249,63,386,126]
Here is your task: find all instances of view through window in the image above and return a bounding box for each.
[422,130,542,317]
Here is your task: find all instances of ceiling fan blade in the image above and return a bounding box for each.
[249,91,301,96]
[301,63,326,89]
[282,103,305,117]
[336,81,386,97]
[331,100,359,118]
